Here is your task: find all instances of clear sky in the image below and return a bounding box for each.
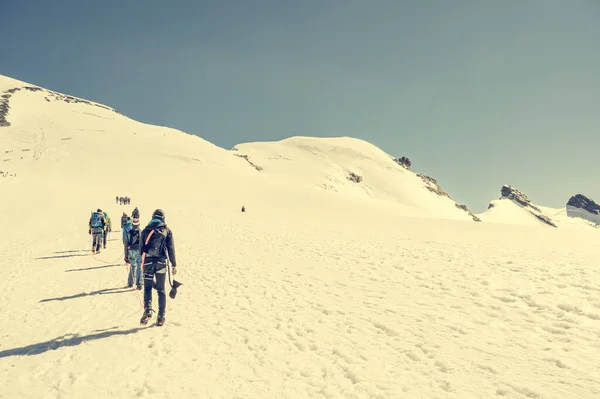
[1,1,599,212]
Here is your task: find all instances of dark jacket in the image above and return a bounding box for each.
[139,219,176,267]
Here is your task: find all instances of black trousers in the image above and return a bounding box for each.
[143,260,167,315]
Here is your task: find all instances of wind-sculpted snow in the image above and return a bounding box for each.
[1,203,599,399]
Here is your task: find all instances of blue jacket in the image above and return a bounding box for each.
[122,222,132,245]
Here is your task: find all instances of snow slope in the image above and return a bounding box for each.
[477,187,598,230]
[566,205,600,226]
[1,74,600,399]
[233,136,477,221]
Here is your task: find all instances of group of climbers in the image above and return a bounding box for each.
[91,205,178,327]
[116,196,131,205]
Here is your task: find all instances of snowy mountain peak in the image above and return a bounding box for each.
[567,194,600,214]
[566,194,600,225]
[500,184,542,212]
[233,136,480,221]
[476,185,557,227]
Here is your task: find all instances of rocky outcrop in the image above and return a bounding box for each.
[566,194,600,215]
[500,185,542,213]
[347,172,362,183]
[0,85,118,127]
[455,203,482,222]
[417,173,480,222]
[418,174,450,198]
[566,194,600,225]
[393,156,411,170]
[500,185,557,227]
[233,154,263,171]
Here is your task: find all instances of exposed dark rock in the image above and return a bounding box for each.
[347,172,363,183]
[393,156,411,170]
[500,184,557,227]
[417,174,450,198]
[234,154,263,171]
[455,203,482,222]
[500,185,542,213]
[533,213,557,227]
[566,194,600,215]
[0,85,119,128]
[417,173,480,222]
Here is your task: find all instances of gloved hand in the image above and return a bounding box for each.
[172,267,177,275]
[124,257,130,264]
[88,229,91,235]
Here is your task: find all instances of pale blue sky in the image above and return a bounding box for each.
[1,1,599,212]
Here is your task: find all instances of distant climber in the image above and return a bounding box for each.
[241,205,245,212]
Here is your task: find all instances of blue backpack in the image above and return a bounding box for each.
[90,212,103,228]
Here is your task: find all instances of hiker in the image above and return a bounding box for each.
[139,209,177,327]
[103,211,112,249]
[132,206,139,220]
[115,196,118,204]
[123,216,143,289]
[89,209,106,254]
[121,212,128,229]
[241,205,245,212]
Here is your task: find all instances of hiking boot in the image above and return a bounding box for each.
[127,283,133,288]
[140,308,154,325]
[136,283,143,290]
[156,314,165,327]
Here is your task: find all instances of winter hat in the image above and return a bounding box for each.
[97,208,102,212]
[152,209,165,221]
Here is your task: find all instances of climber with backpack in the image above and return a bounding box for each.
[123,216,142,289]
[89,209,106,254]
[121,212,129,229]
[139,209,178,327]
[102,211,112,249]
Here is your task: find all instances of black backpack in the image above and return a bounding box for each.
[127,227,140,247]
[142,227,168,258]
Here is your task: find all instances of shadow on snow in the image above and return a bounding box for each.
[65,264,122,272]
[36,253,90,260]
[0,328,144,358]
[39,287,131,303]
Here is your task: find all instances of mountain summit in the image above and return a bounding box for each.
[566,194,600,225]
